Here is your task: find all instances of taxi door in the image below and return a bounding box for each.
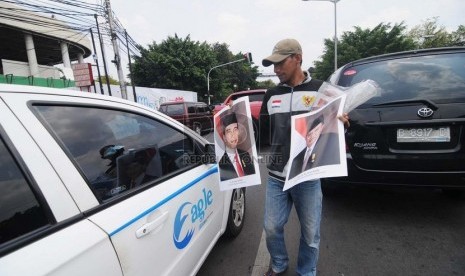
[22,95,225,276]
[85,109,225,275]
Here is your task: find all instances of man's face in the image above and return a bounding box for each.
[273,54,301,84]
[224,123,239,149]
[306,123,324,147]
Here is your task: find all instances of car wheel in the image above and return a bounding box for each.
[193,123,202,135]
[224,188,246,238]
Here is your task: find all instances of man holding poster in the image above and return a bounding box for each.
[259,38,350,276]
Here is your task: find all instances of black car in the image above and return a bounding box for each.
[325,47,465,193]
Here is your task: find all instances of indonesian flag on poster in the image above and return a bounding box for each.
[271,99,281,108]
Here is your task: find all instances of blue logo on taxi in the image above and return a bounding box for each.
[173,188,213,249]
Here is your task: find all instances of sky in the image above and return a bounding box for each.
[99,0,464,83]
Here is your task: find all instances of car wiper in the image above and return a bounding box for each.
[373,99,438,110]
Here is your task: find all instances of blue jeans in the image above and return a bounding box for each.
[264,176,322,276]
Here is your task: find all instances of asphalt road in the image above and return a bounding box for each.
[198,133,465,276]
[317,184,465,276]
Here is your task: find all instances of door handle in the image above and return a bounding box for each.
[135,211,169,239]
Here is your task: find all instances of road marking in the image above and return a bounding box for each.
[251,230,270,276]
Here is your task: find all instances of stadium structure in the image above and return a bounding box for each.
[0,1,92,88]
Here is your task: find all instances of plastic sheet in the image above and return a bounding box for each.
[317,79,382,113]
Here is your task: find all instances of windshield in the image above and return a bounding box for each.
[337,52,465,105]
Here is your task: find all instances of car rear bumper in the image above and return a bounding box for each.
[326,155,465,188]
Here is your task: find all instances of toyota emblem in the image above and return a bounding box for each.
[417,107,434,118]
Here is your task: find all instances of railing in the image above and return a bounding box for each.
[0,74,75,88]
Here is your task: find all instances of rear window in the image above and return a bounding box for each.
[165,104,184,115]
[231,93,264,102]
[187,103,196,114]
[248,93,264,102]
[337,52,465,105]
[195,104,208,113]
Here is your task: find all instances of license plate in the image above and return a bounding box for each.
[397,127,450,143]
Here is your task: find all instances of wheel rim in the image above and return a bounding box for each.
[195,125,201,134]
[231,189,245,227]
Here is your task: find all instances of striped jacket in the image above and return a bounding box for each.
[258,77,324,180]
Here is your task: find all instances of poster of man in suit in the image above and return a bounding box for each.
[214,97,261,191]
[284,95,347,191]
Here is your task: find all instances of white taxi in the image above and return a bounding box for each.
[0,84,245,275]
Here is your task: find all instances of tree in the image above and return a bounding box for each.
[131,34,259,102]
[208,43,260,101]
[450,25,465,46]
[132,34,214,92]
[408,17,465,48]
[313,22,416,80]
[95,75,120,85]
[257,79,276,89]
[313,19,464,80]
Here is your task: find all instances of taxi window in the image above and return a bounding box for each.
[0,136,49,246]
[33,105,202,202]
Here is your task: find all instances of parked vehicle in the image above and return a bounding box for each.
[0,84,245,275]
[325,47,465,193]
[214,89,266,140]
[159,101,213,135]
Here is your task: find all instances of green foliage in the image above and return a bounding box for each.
[313,19,464,81]
[130,20,463,98]
[131,34,259,102]
[95,75,120,85]
[409,17,465,48]
[257,79,276,89]
[313,22,416,80]
[450,25,465,46]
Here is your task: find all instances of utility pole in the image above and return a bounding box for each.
[104,0,127,99]
[125,29,137,102]
[94,14,111,96]
[89,28,104,94]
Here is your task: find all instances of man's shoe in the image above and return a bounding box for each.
[263,267,286,276]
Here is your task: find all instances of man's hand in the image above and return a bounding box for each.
[338,112,350,128]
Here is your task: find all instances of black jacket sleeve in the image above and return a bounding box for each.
[258,90,271,148]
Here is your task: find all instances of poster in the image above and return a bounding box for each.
[284,95,347,191]
[214,97,261,191]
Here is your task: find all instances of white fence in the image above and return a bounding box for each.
[89,84,198,110]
